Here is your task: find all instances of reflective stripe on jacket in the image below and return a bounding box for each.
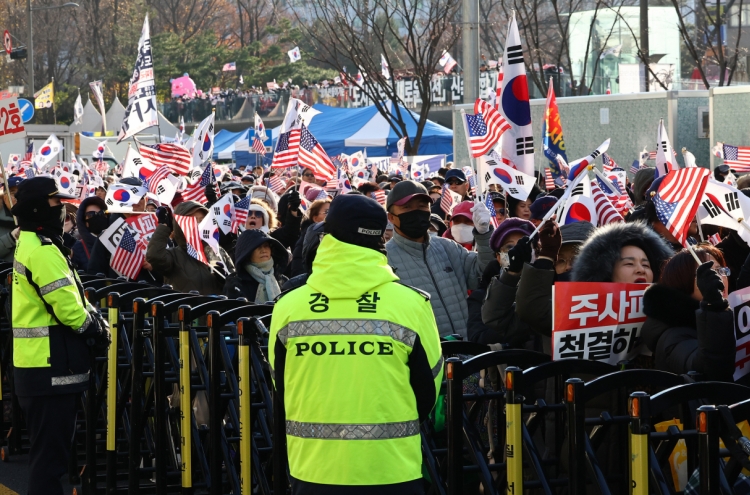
[269,235,442,486]
[12,231,92,396]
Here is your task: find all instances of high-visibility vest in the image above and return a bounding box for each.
[269,235,443,486]
[12,231,93,396]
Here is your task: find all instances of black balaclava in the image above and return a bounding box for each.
[13,198,66,248]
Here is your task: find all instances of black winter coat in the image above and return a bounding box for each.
[641,284,736,381]
[223,229,288,302]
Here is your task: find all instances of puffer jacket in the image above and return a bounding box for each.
[641,284,736,381]
[386,227,494,338]
[223,229,288,302]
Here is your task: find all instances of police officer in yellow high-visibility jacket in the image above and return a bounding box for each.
[11,177,110,495]
[270,193,443,495]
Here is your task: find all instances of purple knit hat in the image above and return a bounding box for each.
[489,218,535,252]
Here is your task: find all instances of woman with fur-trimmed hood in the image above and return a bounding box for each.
[570,221,674,283]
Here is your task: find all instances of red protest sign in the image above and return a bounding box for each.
[0,95,27,145]
[552,282,649,365]
[126,213,157,247]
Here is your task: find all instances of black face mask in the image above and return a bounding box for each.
[395,210,431,239]
[86,214,109,236]
[16,202,65,239]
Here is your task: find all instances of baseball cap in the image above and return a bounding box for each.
[451,201,474,221]
[388,174,402,183]
[529,196,558,220]
[324,194,388,251]
[560,221,595,245]
[386,180,432,210]
[445,169,467,183]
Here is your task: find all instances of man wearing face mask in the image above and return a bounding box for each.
[71,196,109,271]
[10,177,110,495]
[386,181,495,338]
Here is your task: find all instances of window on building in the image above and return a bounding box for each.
[728,4,750,27]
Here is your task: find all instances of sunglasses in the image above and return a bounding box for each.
[446,179,465,186]
[84,211,104,219]
[302,173,315,178]
[496,208,506,215]
[247,210,265,218]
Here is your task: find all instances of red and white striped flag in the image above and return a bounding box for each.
[271,129,301,169]
[181,164,216,203]
[721,144,750,172]
[371,190,386,206]
[146,165,172,194]
[590,180,623,226]
[266,174,287,195]
[464,99,511,158]
[111,228,143,280]
[233,195,250,232]
[602,152,617,172]
[298,125,336,181]
[544,168,556,191]
[138,142,193,176]
[652,168,711,245]
[440,184,461,215]
[707,233,722,246]
[174,214,208,264]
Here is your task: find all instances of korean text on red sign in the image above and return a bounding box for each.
[0,95,27,145]
[552,282,649,365]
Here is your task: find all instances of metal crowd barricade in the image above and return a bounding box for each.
[443,350,555,495]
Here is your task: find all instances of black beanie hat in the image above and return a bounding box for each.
[324,194,387,253]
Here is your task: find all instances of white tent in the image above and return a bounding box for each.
[105,97,126,134]
[69,99,104,134]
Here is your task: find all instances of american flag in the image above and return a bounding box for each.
[174,214,208,264]
[462,166,477,196]
[371,190,386,206]
[707,232,722,246]
[629,160,641,176]
[648,150,676,160]
[722,144,750,172]
[111,229,143,280]
[544,168,556,191]
[23,142,33,161]
[252,135,266,154]
[182,164,216,203]
[271,129,301,169]
[652,168,710,245]
[440,184,456,214]
[146,165,172,195]
[485,193,500,228]
[602,153,617,172]
[465,99,510,158]
[590,180,623,226]
[314,189,329,201]
[253,114,267,154]
[233,195,250,232]
[265,174,287,194]
[139,142,193,176]
[298,125,336,181]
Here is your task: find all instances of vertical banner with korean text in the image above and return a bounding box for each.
[552,282,649,364]
[118,16,158,142]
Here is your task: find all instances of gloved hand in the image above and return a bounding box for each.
[155,206,173,230]
[538,220,562,260]
[82,312,111,353]
[470,201,491,234]
[205,184,219,204]
[507,236,532,274]
[287,190,302,212]
[696,261,728,309]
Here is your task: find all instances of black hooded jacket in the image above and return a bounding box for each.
[71,196,107,271]
[223,229,288,302]
[641,284,736,381]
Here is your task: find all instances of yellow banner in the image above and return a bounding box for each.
[34,82,54,109]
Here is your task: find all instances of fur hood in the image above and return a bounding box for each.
[571,221,674,282]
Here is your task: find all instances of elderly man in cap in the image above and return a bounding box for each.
[11,177,110,495]
[269,193,442,494]
[431,168,472,219]
[386,180,494,338]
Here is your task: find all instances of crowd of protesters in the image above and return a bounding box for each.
[2,159,745,387]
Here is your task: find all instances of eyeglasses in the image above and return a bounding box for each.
[496,208,506,215]
[715,266,731,276]
[84,211,103,219]
[247,210,264,218]
[446,179,464,186]
[302,173,315,178]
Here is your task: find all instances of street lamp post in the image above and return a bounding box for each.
[26,2,80,96]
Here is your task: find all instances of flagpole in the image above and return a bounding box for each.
[459,109,482,203]
[528,166,591,240]
[52,77,57,125]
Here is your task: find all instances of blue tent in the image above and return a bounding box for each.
[213,128,271,166]
[272,102,453,157]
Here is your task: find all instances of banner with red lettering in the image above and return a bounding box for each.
[728,286,750,381]
[552,282,649,364]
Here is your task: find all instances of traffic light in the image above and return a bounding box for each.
[9,48,27,60]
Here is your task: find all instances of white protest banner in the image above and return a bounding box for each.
[729,286,750,381]
[552,282,649,364]
[0,95,27,145]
